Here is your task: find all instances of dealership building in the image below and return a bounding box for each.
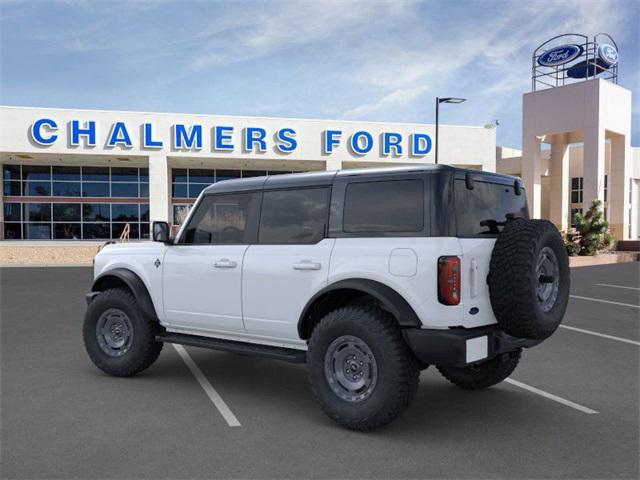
[0,106,496,241]
[0,33,638,247]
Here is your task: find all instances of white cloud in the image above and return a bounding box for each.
[338,0,629,120]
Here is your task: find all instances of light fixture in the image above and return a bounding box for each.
[435,96,467,164]
[438,97,466,104]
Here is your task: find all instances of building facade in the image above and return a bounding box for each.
[498,141,640,239]
[495,77,639,241]
[0,106,496,241]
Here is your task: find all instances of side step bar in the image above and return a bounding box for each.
[156,332,307,364]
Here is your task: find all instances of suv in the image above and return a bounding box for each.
[83,166,570,431]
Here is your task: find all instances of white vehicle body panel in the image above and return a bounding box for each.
[327,237,466,329]
[93,242,167,321]
[242,239,335,344]
[458,238,499,328]
[92,234,498,348]
[162,244,248,335]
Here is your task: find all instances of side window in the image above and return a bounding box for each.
[343,179,424,233]
[259,188,330,244]
[180,193,258,244]
[454,180,528,236]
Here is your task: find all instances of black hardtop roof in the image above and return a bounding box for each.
[202,165,520,195]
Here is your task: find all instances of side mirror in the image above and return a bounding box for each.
[152,221,171,243]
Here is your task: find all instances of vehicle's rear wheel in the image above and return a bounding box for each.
[437,349,521,390]
[307,305,419,431]
[488,219,570,340]
[83,288,163,377]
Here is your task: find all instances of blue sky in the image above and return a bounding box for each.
[1,0,638,148]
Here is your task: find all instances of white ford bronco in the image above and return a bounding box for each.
[84,166,570,430]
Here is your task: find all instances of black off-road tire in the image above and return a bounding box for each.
[83,288,163,377]
[307,305,420,431]
[488,219,570,340]
[437,349,521,390]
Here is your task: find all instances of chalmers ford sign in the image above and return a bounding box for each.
[29,118,433,157]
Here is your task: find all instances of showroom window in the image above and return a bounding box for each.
[3,201,149,240]
[2,164,149,240]
[3,165,149,198]
[170,168,300,225]
[180,193,260,245]
[570,208,583,228]
[570,177,583,203]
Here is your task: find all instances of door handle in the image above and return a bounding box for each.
[214,258,237,269]
[293,260,321,271]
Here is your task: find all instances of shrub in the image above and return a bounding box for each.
[564,199,613,256]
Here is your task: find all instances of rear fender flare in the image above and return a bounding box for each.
[298,278,422,338]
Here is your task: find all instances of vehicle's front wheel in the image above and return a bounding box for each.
[307,305,419,431]
[436,349,521,390]
[83,288,163,377]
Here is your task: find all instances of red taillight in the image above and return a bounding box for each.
[438,256,461,305]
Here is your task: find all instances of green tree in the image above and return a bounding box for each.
[565,199,613,256]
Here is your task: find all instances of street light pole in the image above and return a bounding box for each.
[434,96,467,165]
[435,97,440,164]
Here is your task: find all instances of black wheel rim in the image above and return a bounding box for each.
[96,308,134,357]
[324,335,378,402]
[536,246,560,312]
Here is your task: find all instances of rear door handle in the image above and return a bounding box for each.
[214,258,237,269]
[293,260,321,271]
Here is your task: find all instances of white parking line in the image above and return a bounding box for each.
[173,344,241,427]
[570,295,640,309]
[505,378,599,415]
[560,324,640,346]
[596,283,640,291]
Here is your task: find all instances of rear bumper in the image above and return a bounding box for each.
[402,325,542,368]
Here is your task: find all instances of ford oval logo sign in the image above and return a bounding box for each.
[538,44,583,67]
[598,44,618,66]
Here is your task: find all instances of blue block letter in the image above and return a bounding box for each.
[30,118,58,145]
[411,133,432,156]
[214,126,234,151]
[143,123,163,148]
[275,128,297,153]
[383,132,403,155]
[244,127,267,152]
[174,124,203,149]
[71,120,96,146]
[107,122,133,148]
[350,131,373,155]
[323,130,342,154]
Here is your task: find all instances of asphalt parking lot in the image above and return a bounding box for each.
[1,263,638,479]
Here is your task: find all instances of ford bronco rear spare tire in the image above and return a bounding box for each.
[488,219,569,340]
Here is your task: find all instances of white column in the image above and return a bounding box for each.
[522,135,543,218]
[325,158,342,171]
[148,153,171,223]
[582,126,605,212]
[609,134,631,240]
[549,135,570,231]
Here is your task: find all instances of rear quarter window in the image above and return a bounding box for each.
[455,179,528,236]
[343,179,424,233]
[259,187,330,244]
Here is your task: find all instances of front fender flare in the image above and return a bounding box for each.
[91,268,158,320]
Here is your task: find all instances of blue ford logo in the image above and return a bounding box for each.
[598,44,618,66]
[538,44,583,67]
